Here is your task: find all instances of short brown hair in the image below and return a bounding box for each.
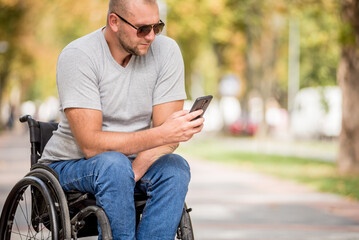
[107,0,157,19]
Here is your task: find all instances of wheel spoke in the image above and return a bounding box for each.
[2,180,54,240]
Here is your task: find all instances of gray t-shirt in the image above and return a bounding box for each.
[39,28,186,163]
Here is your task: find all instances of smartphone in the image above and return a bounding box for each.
[189,95,213,120]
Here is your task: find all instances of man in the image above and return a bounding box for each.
[39,0,204,239]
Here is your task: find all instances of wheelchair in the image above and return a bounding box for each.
[0,115,194,240]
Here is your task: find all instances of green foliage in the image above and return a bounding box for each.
[0,3,24,38]
[0,1,32,109]
[1,0,343,106]
[339,22,356,46]
[295,4,340,88]
[0,0,108,104]
[166,0,341,105]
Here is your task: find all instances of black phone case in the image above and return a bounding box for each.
[190,95,213,119]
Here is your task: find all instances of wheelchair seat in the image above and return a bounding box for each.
[0,115,194,240]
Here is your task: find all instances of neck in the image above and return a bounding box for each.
[104,27,132,67]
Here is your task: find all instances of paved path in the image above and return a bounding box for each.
[0,129,359,239]
[185,156,359,240]
[0,129,30,207]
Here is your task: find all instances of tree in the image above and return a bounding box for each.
[0,0,108,122]
[0,1,29,127]
[337,0,359,173]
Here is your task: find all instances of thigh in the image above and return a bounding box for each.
[51,152,137,240]
[50,151,135,194]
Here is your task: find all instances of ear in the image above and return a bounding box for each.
[108,13,120,32]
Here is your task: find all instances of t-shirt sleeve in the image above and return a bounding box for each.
[56,48,102,111]
[152,39,187,106]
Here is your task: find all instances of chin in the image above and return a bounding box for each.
[134,48,150,56]
[136,45,151,56]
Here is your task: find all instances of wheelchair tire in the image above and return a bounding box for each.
[27,167,72,239]
[0,176,59,240]
[177,203,194,240]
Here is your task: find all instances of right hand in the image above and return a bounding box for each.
[160,109,205,144]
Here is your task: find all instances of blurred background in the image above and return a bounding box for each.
[2,1,359,239]
[0,0,358,197]
[0,0,341,137]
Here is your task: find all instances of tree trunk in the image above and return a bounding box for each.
[337,0,359,173]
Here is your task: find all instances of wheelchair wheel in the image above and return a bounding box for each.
[27,166,71,239]
[0,176,59,240]
[176,203,194,240]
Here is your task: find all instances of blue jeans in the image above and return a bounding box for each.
[49,152,191,240]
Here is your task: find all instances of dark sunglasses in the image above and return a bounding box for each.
[113,12,165,38]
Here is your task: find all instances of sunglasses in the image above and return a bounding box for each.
[113,12,165,38]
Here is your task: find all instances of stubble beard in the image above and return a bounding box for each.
[117,31,150,56]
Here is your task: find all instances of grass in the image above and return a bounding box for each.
[177,138,359,201]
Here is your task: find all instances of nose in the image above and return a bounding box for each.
[144,28,156,41]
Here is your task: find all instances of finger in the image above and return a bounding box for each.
[188,117,204,128]
[171,110,189,118]
[188,123,204,138]
[181,122,204,142]
[186,109,203,121]
[192,123,204,132]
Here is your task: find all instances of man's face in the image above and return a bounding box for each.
[116,2,160,56]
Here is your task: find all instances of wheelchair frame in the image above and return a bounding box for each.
[0,115,194,240]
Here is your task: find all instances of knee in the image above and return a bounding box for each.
[90,151,134,181]
[158,154,191,186]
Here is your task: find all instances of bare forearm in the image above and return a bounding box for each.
[132,143,179,182]
[66,107,203,159]
[81,127,166,159]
